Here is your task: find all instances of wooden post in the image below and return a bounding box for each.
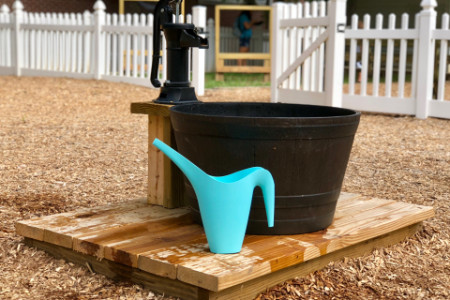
[11,0,23,76]
[191,6,206,96]
[94,1,105,80]
[131,102,184,208]
[270,2,284,103]
[83,10,91,73]
[0,4,11,70]
[324,0,346,107]
[415,0,437,119]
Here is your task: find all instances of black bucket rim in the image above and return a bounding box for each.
[170,102,360,121]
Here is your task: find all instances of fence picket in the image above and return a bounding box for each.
[42,13,48,70]
[125,14,131,77]
[398,13,409,98]
[65,13,71,72]
[317,0,326,92]
[83,11,90,73]
[385,14,396,97]
[348,15,358,95]
[132,13,138,77]
[302,2,310,91]
[295,3,303,90]
[146,13,152,80]
[118,14,125,77]
[281,4,288,88]
[76,13,82,73]
[372,14,383,97]
[360,14,370,96]
[310,1,317,91]
[23,12,28,69]
[29,12,35,69]
[288,4,297,89]
[411,14,419,99]
[111,13,118,76]
[70,13,76,72]
[437,13,449,101]
[139,13,145,79]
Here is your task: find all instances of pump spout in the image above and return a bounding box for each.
[180,28,208,49]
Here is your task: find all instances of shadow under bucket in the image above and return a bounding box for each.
[170,102,361,235]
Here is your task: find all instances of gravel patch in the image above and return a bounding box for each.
[0,76,448,299]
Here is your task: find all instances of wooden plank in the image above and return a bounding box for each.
[147,198,433,292]
[69,206,190,256]
[24,238,200,300]
[130,101,184,208]
[130,102,171,116]
[17,195,434,298]
[201,222,423,300]
[74,215,200,267]
[147,114,184,208]
[43,202,170,249]
[15,198,148,245]
[138,236,208,279]
[23,221,424,300]
[217,53,271,60]
[216,65,271,73]
[148,115,166,206]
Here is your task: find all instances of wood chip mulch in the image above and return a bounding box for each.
[0,76,448,299]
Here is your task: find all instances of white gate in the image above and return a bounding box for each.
[271,0,450,119]
[271,0,346,107]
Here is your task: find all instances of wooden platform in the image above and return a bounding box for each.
[16,193,434,300]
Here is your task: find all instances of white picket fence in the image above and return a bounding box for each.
[0,0,207,94]
[272,0,450,119]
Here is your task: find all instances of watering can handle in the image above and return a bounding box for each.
[252,168,275,228]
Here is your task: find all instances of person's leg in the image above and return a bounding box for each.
[238,38,250,66]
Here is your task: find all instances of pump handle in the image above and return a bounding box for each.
[150,0,175,88]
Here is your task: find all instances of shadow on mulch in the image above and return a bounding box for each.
[0,193,68,216]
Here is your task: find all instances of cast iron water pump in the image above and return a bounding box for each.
[150,0,208,104]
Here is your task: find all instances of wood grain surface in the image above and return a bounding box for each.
[16,193,434,293]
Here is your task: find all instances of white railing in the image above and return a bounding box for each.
[272,0,450,119]
[0,0,207,95]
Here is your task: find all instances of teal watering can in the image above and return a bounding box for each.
[152,138,275,254]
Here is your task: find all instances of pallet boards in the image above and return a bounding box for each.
[16,193,434,299]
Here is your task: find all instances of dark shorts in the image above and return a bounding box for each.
[239,37,250,48]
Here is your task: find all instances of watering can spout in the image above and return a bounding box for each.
[152,138,204,183]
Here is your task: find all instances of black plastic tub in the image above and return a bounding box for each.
[170,102,360,235]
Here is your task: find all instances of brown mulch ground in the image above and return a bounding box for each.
[0,76,449,299]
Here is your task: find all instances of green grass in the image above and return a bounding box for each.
[203,72,414,88]
[205,73,270,89]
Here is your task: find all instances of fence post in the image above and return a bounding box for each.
[93,0,105,80]
[271,2,284,103]
[415,0,437,119]
[11,0,23,76]
[192,5,206,96]
[1,4,10,67]
[324,0,346,107]
[205,18,215,72]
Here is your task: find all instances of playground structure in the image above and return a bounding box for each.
[214,5,271,81]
